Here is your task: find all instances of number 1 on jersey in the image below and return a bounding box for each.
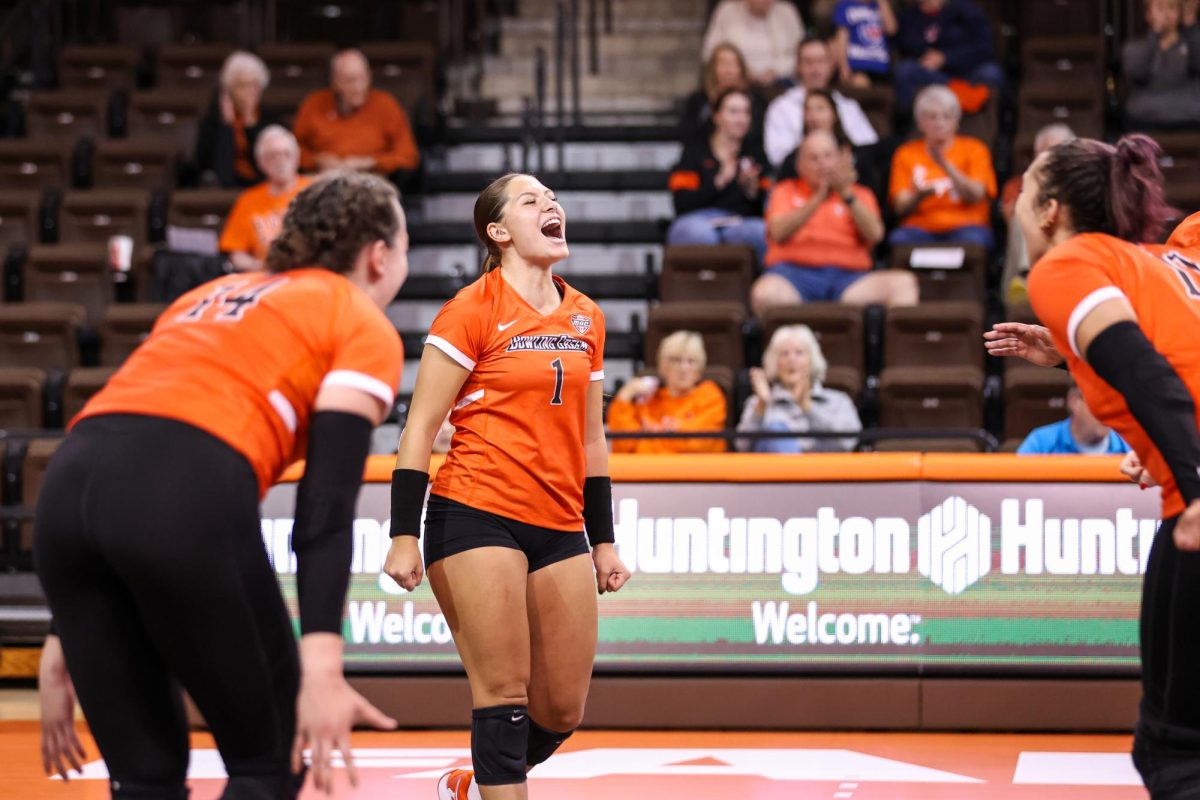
[549,358,564,406]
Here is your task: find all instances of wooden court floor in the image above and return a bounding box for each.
[0,722,1151,799]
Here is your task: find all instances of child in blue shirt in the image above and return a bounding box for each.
[833,0,898,86]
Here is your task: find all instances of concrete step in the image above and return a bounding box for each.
[492,95,682,115]
[438,141,682,173]
[418,190,672,223]
[500,15,704,37]
[479,52,697,78]
[499,30,703,58]
[516,0,707,20]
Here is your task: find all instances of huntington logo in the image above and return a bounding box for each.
[917,497,992,595]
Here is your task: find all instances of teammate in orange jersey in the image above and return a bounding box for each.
[383,173,631,800]
[984,136,1200,798]
[35,173,406,798]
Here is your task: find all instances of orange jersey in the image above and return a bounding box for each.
[1167,211,1200,251]
[607,380,727,454]
[1029,232,1200,517]
[764,178,879,271]
[76,269,402,495]
[219,177,312,260]
[426,270,606,530]
[888,135,996,232]
[293,89,420,174]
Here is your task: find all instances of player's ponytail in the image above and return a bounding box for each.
[1036,136,1174,244]
[473,172,525,273]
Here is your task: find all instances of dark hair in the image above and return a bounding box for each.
[712,86,753,117]
[802,88,851,149]
[473,172,525,273]
[797,35,830,56]
[1036,134,1175,243]
[266,172,400,273]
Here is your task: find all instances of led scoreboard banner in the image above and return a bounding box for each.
[261,454,1159,675]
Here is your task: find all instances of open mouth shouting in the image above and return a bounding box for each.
[541,216,565,243]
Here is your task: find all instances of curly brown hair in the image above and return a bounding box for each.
[266,171,401,274]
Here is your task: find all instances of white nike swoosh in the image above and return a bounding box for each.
[511,714,525,722]
[498,319,519,331]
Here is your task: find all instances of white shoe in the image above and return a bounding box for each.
[436,768,481,800]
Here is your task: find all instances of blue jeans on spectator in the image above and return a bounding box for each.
[894,60,1005,112]
[666,208,767,264]
[888,224,994,251]
[752,420,805,454]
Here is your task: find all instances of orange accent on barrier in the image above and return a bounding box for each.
[277,453,1132,485]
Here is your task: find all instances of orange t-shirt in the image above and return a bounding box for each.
[607,380,727,454]
[219,176,312,261]
[1029,232,1200,518]
[1167,211,1200,250]
[888,135,997,232]
[764,178,879,270]
[293,89,419,173]
[426,270,606,530]
[76,269,402,495]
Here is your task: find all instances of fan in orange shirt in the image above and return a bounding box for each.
[35,173,407,796]
[607,330,727,453]
[383,173,630,800]
[888,84,997,250]
[984,135,1200,797]
[219,125,312,271]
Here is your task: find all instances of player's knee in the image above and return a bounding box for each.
[471,705,530,786]
[477,679,529,709]
[527,716,576,767]
[539,700,584,733]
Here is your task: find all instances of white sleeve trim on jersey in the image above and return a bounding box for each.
[426,335,477,371]
[268,390,298,433]
[1066,286,1130,358]
[322,370,396,408]
[590,370,605,382]
[454,388,485,410]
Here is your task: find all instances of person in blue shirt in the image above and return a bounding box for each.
[1018,387,1132,455]
[894,0,1004,111]
[833,0,898,86]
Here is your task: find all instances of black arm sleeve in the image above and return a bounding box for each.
[583,476,615,546]
[291,411,373,635]
[1086,321,1200,504]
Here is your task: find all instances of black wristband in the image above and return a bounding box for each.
[1086,321,1200,504]
[390,468,429,538]
[583,476,615,547]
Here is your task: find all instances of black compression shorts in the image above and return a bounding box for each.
[423,494,589,572]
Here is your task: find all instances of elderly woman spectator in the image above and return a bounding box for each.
[1123,0,1200,129]
[607,331,727,453]
[737,325,861,453]
[888,85,997,249]
[680,43,766,145]
[195,51,281,188]
[667,88,770,262]
[894,0,1004,111]
[219,126,312,272]
[752,130,915,316]
[702,0,805,88]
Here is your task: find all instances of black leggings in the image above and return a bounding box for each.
[34,415,301,800]
[1134,514,1200,799]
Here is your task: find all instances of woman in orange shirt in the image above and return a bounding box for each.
[607,330,727,453]
[383,173,630,800]
[36,173,406,796]
[888,84,997,249]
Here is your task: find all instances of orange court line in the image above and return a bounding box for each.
[278,453,1130,485]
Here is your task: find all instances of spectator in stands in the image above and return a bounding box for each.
[292,49,420,184]
[999,123,1075,303]
[894,0,1004,112]
[195,51,281,189]
[219,126,312,272]
[777,89,884,194]
[764,37,879,169]
[667,88,770,262]
[888,85,997,249]
[737,324,861,453]
[679,43,766,145]
[1018,387,1132,455]
[752,130,915,317]
[1122,0,1200,130]
[607,331,727,453]
[833,0,898,86]
[702,0,806,88]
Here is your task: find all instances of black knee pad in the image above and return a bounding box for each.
[109,779,189,799]
[471,704,530,786]
[526,719,574,767]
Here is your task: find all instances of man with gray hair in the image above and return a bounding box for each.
[292,48,419,181]
[219,125,312,272]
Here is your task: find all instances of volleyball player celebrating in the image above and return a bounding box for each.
[36,173,406,798]
[988,135,1200,797]
[383,173,630,800]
